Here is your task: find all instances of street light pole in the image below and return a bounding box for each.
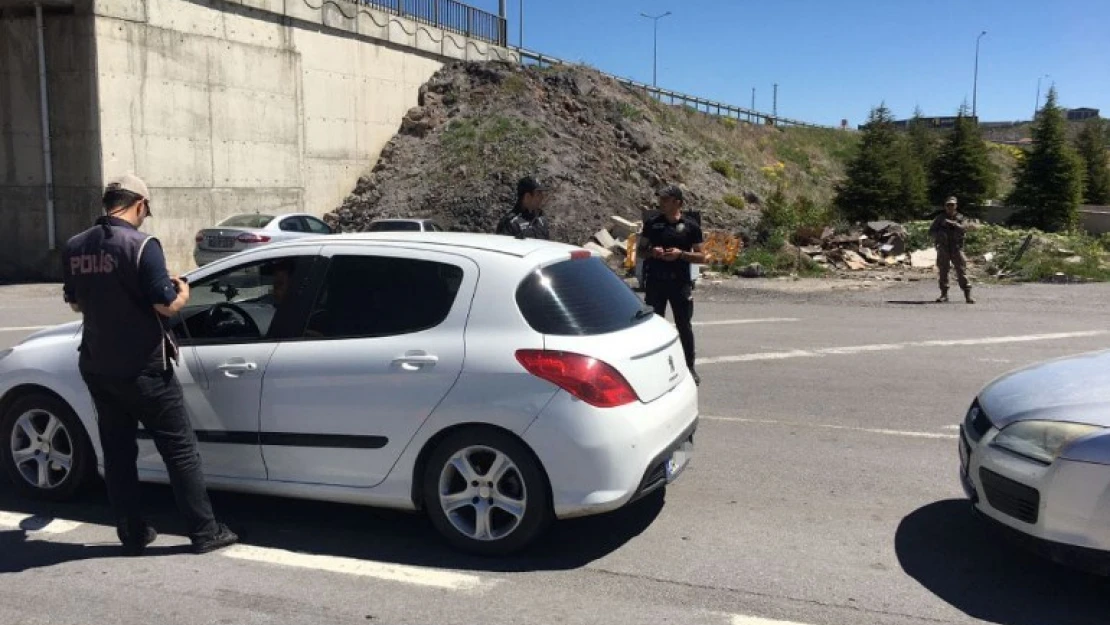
[972,30,987,120]
[1035,74,1050,119]
[519,0,524,48]
[640,11,671,88]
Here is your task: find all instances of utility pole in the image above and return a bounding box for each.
[750,87,755,123]
[519,0,524,48]
[1035,74,1050,119]
[972,30,987,120]
[773,83,778,119]
[498,0,508,46]
[639,11,671,87]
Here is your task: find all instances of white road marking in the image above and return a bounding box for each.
[0,325,50,333]
[0,508,490,591]
[0,511,83,534]
[730,615,813,625]
[222,545,489,591]
[696,330,1109,366]
[704,415,958,440]
[693,318,799,327]
[942,425,961,430]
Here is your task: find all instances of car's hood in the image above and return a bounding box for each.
[18,321,82,346]
[978,348,1110,428]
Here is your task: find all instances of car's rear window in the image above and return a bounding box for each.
[516,257,649,336]
[369,221,422,232]
[220,214,274,228]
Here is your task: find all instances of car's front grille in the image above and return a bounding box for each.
[964,401,993,443]
[980,468,1040,524]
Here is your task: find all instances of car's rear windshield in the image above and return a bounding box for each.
[219,214,274,228]
[516,257,650,336]
[369,221,422,232]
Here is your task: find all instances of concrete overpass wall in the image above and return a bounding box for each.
[0,9,103,281]
[1,0,517,279]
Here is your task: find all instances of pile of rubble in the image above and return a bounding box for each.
[798,221,937,272]
[581,216,641,262]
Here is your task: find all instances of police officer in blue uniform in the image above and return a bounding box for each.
[640,185,706,386]
[63,174,238,556]
[496,176,550,240]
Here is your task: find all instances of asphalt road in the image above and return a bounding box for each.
[2,278,1109,625]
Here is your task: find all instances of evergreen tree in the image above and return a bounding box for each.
[834,105,904,222]
[1075,119,1110,205]
[895,142,930,219]
[929,106,997,213]
[1009,88,1085,231]
[907,106,938,167]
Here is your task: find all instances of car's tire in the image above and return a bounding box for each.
[0,392,94,501]
[422,427,552,556]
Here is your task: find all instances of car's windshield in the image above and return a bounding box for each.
[368,221,422,232]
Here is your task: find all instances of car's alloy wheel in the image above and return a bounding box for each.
[0,394,92,500]
[424,429,551,555]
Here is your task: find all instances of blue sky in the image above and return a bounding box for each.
[470,0,1109,127]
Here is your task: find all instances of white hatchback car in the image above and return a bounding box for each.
[0,233,698,555]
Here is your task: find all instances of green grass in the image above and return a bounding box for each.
[723,244,826,278]
[710,159,736,179]
[616,101,643,121]
[722,194,746,209]
[440,116,545,176]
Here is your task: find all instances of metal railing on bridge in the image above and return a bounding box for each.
[516,48,830,129]
[360,0,507,46]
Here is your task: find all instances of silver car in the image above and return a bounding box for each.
[194,213,333,266]
[959,349,1110,573]
[367,218,443,232]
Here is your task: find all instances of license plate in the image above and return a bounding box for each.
[207,236,235,249]
[665,446,691,481]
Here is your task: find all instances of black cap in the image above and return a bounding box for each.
[517,176,549,196]
[657,184,685,203]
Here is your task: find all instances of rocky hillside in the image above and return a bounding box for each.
[327,61,859,245]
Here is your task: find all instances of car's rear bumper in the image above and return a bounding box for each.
[523,374,699,519]
[960,425,1110,564]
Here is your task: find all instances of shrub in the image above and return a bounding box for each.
[710,159,736,179]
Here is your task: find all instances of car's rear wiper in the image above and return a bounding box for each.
[633,307,655,322]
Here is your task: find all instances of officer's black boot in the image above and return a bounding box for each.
[964,288,976,304]
[118,521,157,557]
[936,289,949,303]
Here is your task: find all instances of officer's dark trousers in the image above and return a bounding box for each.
[645,280,696,370]
[81,368,220,542]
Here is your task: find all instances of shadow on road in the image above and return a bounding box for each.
[896,500,1110,625]
[0,479,664,574]
[885,300,937,306]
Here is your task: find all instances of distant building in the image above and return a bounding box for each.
[858,115,978,131]
[1066,107,1100,121]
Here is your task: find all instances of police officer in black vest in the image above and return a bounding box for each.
[641,185,706,386]
[63,174,238,556]
[496,176,550,239]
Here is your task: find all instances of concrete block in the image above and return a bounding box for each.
[414,24,441,56]
[220,4,289,49]
[592,228,618,250]
[355,5,390,41]
[302,67,357,122]
[211,87,298,145]
[284,0,325,29]
[147,0,224,39]
[583,242,613,260]
[101,129,137,174]
[320,1,357,35]
[441,32,467,61]
[210,42,297,95]
[387,16,417,48]
[137,134,214,188]
[303,158,361,215]
[91,0,147,23]
[610,216,640,238]
[304,116,359,160]
[138,80,212,139]
[229,0,286,17]
[212,137,299,188]
[49,131,102,187]
[0,132,46,185]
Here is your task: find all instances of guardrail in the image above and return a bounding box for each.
[516,48,830,129]
[361,0,507,46]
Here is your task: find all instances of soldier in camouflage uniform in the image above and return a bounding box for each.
[929,196,975,304]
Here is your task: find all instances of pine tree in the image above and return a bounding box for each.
[1075,119,1110,205]
[907,106,938,167]
[834,105,904,222]
[929,106,996,213]
[1009,88,1085,231]
[896,107,933,218]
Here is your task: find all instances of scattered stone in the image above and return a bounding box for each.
[592,228,618,251]
[610,216,640,239]
[583,242,613,259]
[738,263,766,278]
[910,249,938,268]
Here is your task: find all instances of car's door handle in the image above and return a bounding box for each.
[392,352,439,371]
[216,361,258,377]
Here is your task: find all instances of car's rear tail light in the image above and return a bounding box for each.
[515,349,639,408]
[195,231,204,243]
[569,250,591,260]
[236,233,271,244]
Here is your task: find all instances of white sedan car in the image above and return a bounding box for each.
[960,350,1110,573]
[194,213,334,267]
[0,233,698,555]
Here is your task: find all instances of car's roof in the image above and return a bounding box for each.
[272,232,578,258]
[370,218,432,223]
